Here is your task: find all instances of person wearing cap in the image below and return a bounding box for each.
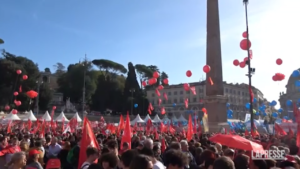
[45,158,61,169]
[25,149,43,169]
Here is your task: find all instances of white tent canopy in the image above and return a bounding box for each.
[41,111,52,121]
[4,112,21,121]
[152,115,161,123]
[143,114,153,122]
[162,116,170,123]
[55,112,69,122]
[131,114,144,125]
[171,116,178,122]
[22,110,37,121]
[178,114,187,122]
[72,112,82,122]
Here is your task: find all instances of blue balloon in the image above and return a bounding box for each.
[134,104,138,108]
[295,80,300,87]
[263,112,267,116]
[298,99,300,103]
[271,100,277,106]
[283,116,289,120]
[286,100,293,106]
[278,108,283,113]
[245,103,250,109]
[226,103,230,107]
[172,103,176,107]
[272,112,278,117]
[253,98,257,103]
[255,112,259,116]
[227,109,233,114]
[292,70,300,77]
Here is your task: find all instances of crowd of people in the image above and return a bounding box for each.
[0,130,299,169]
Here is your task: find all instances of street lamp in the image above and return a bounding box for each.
[129,89,135,115]
[81,54,87,118]
[243,0,256,133]
[35,76,43,115]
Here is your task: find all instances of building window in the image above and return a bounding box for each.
[152,99,155,105]
[229,89,232,93]
[180,91,183,95]
[180,97,183,103]
[168,92,171,95]
[199,89,203,93]
[174,99,177,103]
[186,91,190,94]
[163,100,166,104]
[152,93,155,97]
[225,88,228,93]
[238,91,240,95]
[233,90,236,94]
[193,97,197,102]
[168,100,171,104]
[174,91,177,95]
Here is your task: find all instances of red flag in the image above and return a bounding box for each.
[161,138,166,153]
[155,89,161,97]
[245,130,249,136]
[7,121,12,133]
[158,99,162,106]
[274,123,287,135]
[121,113,132,150]
[190,86,196,95]
[184,98,189,108]
[187,115,193,141]
[161,107,166,115]
[118,115,125,131]
[28,119,32,131]
[148,103,154,115]
[163,93,168,100]
[78,117,100,169]
[208,77,214,85]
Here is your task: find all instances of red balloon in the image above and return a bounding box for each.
[233,60,239,66]
[12,109,18,114]
[157,85,164,90]
[22,75,28,80]
[13,92,18,96]
[276,58,282,65]
[142,81,147,87]
[148,78,157,85]
[203,65,211,73]
[53,106,56,110]
[15,101,21,106]
[272,75,277,81]
[240,39,252,50]
[242,31,248,38]
[274,73,285,81]
[153,71,159,78]
[183,83,190,89]
[163,78,169,84]
[202,108,207,113]
[16,70,22,75]
[244,57,248,62]
[4,105,10,111]
[186,70,192,77]
[239,62,246,68]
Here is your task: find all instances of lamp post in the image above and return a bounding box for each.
[130,89,135,115]
[35,76,43,115]
[243,0,256,133]
[82,54,87,118]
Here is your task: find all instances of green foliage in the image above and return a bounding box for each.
[0,38,4,44]
[0,50,52,111]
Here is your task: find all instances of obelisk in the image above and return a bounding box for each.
[204,0,228,132]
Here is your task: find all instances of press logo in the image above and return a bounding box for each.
[251,150,285,160]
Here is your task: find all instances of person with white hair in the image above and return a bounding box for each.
[180,140,197,168]
[144,138,154,149]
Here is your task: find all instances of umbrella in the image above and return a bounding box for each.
[209,134,264,152]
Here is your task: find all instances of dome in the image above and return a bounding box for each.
[286,68,300,94]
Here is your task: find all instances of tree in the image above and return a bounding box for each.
[56,61,97,105]
[38,83,53,110]
[92,59,127,76]
[53,62,65,75]
[44,67,51,73]
[0,51,52,111]
[135,64,152,87]
[160,71,169,86]
[0,39,4,44]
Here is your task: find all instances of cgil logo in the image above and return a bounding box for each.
[251,150,286,160]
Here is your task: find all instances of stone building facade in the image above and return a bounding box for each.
[279,69,300,119]
[146,81,264,120]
